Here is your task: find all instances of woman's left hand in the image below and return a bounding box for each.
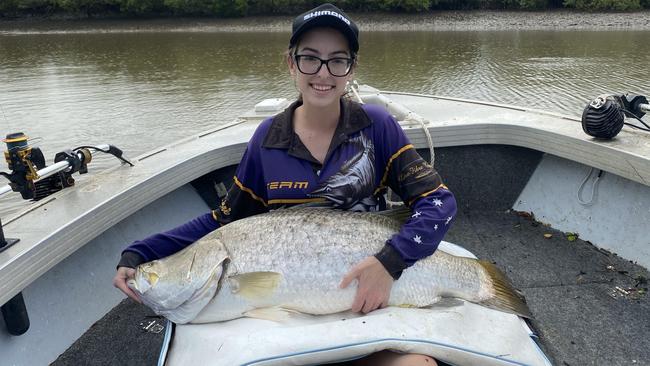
[340,256,394,313]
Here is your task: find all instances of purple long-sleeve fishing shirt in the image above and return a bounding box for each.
[119,99,457,278]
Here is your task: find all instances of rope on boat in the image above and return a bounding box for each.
[577,167,604,206]
[349,80,364,104]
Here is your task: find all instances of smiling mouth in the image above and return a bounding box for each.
[310,83,335,92]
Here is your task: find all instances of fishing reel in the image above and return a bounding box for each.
[581,94,649,139]
[1,132,132,201]
[1,132,90,200]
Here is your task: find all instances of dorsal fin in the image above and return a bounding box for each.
[375,205,412,225]
[282,200,333,210]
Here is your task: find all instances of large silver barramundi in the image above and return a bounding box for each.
[128,208,531,324]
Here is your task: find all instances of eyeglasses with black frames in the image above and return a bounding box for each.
[293,54,354,77]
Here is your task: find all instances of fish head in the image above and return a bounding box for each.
[128,235,230,321]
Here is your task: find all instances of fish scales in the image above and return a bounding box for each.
[130,208,531,324]
[210,209,399,316]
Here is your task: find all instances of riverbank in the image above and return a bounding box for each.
[1,10,650,33]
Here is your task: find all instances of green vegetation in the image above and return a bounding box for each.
[563,0,643,10]
[0,0,648,18]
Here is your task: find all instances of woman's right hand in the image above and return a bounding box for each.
[112,267,141,303]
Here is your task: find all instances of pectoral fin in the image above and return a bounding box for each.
[229,271,283,300]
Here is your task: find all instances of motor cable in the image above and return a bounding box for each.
[72,145,134,166]
[621,109,650,132]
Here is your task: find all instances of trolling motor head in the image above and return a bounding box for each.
[582,94,649,139]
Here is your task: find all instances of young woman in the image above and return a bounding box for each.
[114,3,455,365]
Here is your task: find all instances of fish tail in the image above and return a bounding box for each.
[477,260,533,319]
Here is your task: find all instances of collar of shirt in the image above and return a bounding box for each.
[261,98,373,165]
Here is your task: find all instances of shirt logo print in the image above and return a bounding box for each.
[268,181,309,190]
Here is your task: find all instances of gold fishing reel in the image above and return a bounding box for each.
[3,133,43,180]
[2,132,47,199]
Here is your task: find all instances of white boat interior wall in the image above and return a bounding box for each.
[1,86,649,365]
[514,154,650,269]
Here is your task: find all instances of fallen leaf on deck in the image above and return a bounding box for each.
[565,232,578,242]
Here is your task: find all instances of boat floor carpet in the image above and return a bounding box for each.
[52,209,650,366]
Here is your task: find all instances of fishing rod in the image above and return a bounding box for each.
[582,93,650,139]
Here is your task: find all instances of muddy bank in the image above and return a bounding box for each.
[1,10,650,33]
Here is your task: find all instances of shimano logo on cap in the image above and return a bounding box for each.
[304,10,351,25]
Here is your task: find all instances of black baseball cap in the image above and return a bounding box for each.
[289,3,359,54]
